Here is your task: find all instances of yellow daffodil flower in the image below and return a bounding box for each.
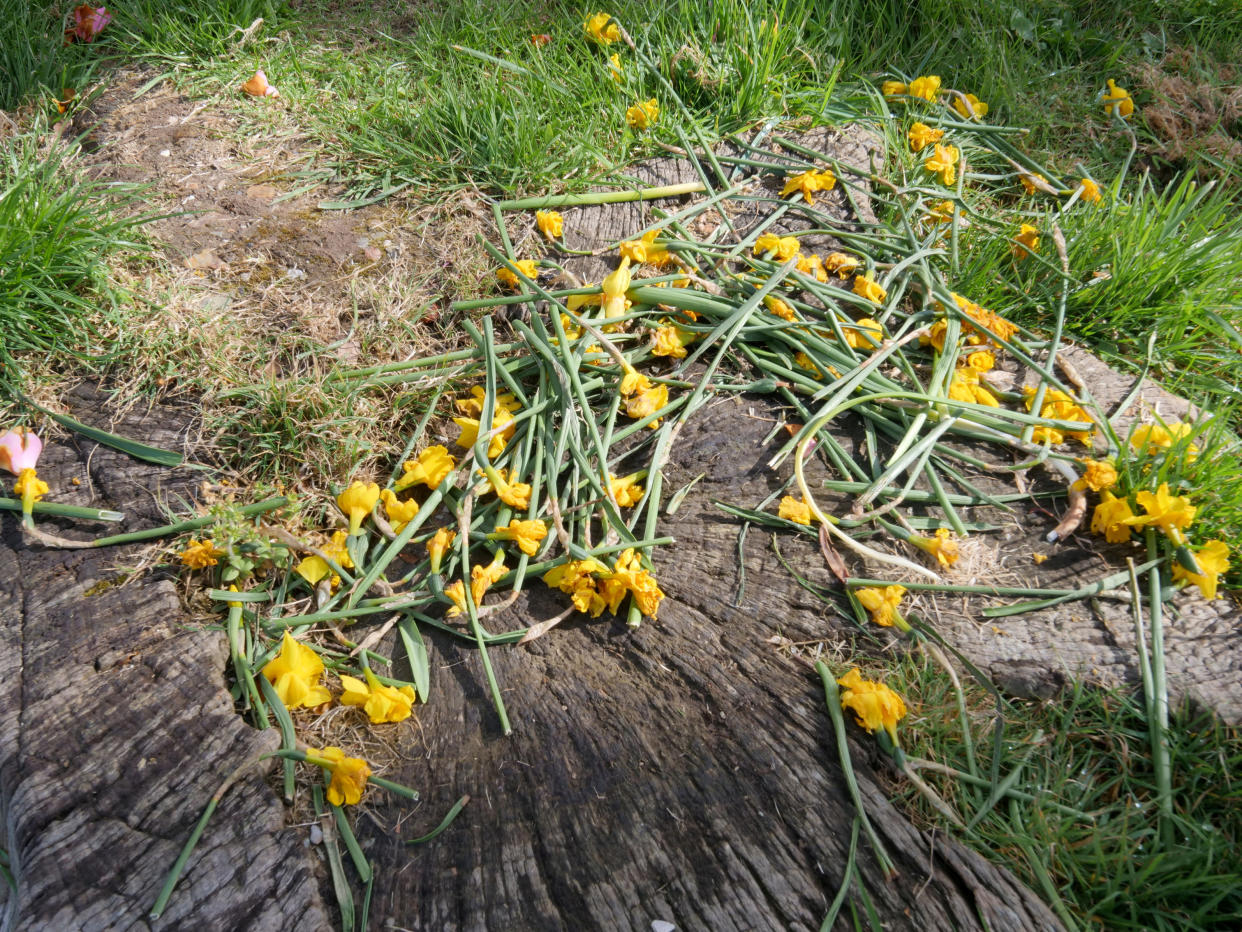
[907,74,941,101]
[340,668,416,723]
[921,319,951,353]
[796,252,828,282]
[496,259,539,291]
[454,408,516,460]
[471,552,507,606]
[626,98,659,130]
[1020,172,1047,195]
[794,351,823,379]
[1013,223,1039,259]
[837,668,908,745]
[444,580,467,616]
[619,369,669,426]
[754,233,800,261]
[380,489,420,534]
[651,325,689,358]
[952,293,1018,344]
[949,366,1000,407]
[852,272,887,304]
[394,445,457,492]
[488,468,533,510]
[262,631,332,709]
[1023,387,1093,445]
[455,386,522,418]
[966,349,995,372]
[823,252,861,277]
[1171,540,1229,600]
[609,472,645,507]
[924,143,959,186]
[1072,458,1118,493]
[764,295,797,321]
[602,256,633,321]
[910,527,960,567]
[608,52,623,82]
[1091,490,1136,543]
[1124,483,1196,543]
[952,92,988,120]
[855,585,906,627]
[881,80,907,97]
[584,12,620,44]
[337,481,380,535]
[780,168,837,204]
[295,554,334,588]
[306,746,372,807]
[907,122,944,152]
[324,530,353,569]
[843,317,883,351]
[1078,177,1102,203]
[620,229,674,266]
[607,548,664,618]
[1130,422,1198,460]
[426,526,455,572]
[536,210,563,240]
[1100,78,1134,118]
[778,495,815,525]
[180,538,224,569]
[492,519,547,556]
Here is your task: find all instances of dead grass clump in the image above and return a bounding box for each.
[1134,46,1242,174]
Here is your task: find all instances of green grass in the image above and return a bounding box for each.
[0,125,152,399]
[879,651,1242,931]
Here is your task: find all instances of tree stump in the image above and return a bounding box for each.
[0,385,327,931]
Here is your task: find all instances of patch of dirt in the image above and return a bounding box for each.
[1133,46,1242,178]
[70,68,492,375]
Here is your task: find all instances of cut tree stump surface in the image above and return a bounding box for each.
[0,385,327,931]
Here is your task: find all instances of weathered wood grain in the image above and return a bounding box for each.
[0,385,327,931]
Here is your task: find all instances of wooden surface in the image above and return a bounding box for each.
[0,385,327,931]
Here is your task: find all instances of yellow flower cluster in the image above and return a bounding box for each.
[837,668,908,746]
[883,74,941,101]
[1022,387,1093,446]
[180,538,224,569]
[620,367,669,427]
[496,258,538,291]
[626,98,659,130]
[543,548,665,619]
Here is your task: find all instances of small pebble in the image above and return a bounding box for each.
[159,149,171,157]
[309,824,323,845]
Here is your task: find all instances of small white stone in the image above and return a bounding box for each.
[159,149,171,158]
[309,824,323,845]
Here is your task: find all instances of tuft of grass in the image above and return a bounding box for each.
[0,1,101,111]
[887,653,1242,931]
[0,126,152,399]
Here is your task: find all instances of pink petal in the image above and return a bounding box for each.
[0,429,42,474]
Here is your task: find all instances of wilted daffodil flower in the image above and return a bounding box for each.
[262,631,332,709]
[949,366,1000,407]
[882,79,907,97]
[296,529,355,589]
[924,143,959,186]
[602,548,664,618]
[796,253,828,282]
[1130,422,1198,460]
[425,526,455,572]
[1077,177,1102,203]
[337,480,380,535]
[609,472,645,507]
[1072,458,1118,493]
[497,259,539,291]
[602,256,633,322]
[491,519,548,556]
[340,667,416,723]
[907,122,944,152]
[764,295,797,321]
[471,551,507,607]
[455,408,516,460]
[626,98,659,130]
[1171,540,1229,600]
[754,233,800,262]
[1020,172,1048,195]
[619,368,668,427]
[1125,483,1196,544]
[837,668,908,746]
[907,74,941,101]
[909,528,960,567]
[778,495,815,525]
[305,746,372,807]
[608,53,623,82]
[1023,387,1093,445]
[855,585,907,628]
[1013,223,1040,259]
[478,466,533,509]
[180,538,224,570]
[394,445,457,492]
[0,427,48,523]
[544,557,610,617]
[780,168,837,204]
[1091,490,1136,543]
[584,12,620,44]
[952,92,988,120]
[823,252,861,278]
[650,324,690,359]
[620,229,674,266]
[536,210,563,240]
[1100,78,1134,118]
[852,271,887,304]
[380,489,420,534]
[842,318,883,351]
